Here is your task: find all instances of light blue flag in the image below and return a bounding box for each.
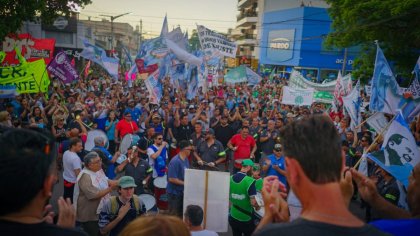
[369,44,401,114]
[224,66,247,84]
[121,45,133,65]
[368,111,420,187]
[0,85,18,98]
[245,67,262,86]
[80,38,119,79]
[186,65,199,100]
[342,80,362,130]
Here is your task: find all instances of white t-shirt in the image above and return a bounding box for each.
[191,230,218,236]
[147,144,168,178]
[63,150,82,183]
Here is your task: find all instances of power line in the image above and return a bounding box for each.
[81,10,236,23]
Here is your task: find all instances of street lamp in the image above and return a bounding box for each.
[100,12,132,51]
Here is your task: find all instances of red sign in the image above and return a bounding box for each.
[2,34,55,66]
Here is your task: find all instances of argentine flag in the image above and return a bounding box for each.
[0,85,18,98]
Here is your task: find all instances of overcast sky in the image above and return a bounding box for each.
[80,0,237,37]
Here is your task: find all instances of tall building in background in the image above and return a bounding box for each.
[229,0,259,69]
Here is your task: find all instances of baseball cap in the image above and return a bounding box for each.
[119,176,137,188]
[152,114,161,119]
[189,105,195,109]
[206,128,215,135]
[274,143,282,151]
[242,159,255,167]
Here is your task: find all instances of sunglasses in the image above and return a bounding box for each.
[274,149,282,152]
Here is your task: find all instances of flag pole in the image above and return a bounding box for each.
[79,60,90,77]
[353,103,408,169]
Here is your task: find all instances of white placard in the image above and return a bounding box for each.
[183,169,230,232]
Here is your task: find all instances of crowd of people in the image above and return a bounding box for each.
[0,69,419,236]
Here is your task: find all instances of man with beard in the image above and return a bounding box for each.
[147,133,168,178]
[137,127,155,160]
[229,159,259,236]
[194,128,226,171]
[124,99,142,123]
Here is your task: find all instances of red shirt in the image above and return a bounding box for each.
[230,134,256,168]
[116,119,139,138]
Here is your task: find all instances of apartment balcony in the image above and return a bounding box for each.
[236,34,257,46]
[236,13,258,27]
[238,0,257,9]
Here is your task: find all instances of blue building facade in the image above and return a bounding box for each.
[259,7,358,82]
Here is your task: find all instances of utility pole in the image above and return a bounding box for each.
[100,12,132,51]
[341,48,348,75]
[139,19,143,49]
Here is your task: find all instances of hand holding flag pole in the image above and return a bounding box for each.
[353,103,408,169]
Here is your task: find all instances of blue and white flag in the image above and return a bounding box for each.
[342,80,362,130]
[368,112,420,187]
[144,70,163,103]
[403,56,420,99]
[80,38,119,79]
[369,44,401,114]
[0,85,18,98]
[245,67,262,86]
[186,65,199,100]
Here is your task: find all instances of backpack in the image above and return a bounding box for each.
[110,195,141,216]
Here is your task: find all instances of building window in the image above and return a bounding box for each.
[44,31,73,45]
[294,67,319,82]
[320,69,339,83]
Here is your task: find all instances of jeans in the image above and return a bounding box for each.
[168,193,183,218]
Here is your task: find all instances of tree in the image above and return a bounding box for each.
[189,29,201,52]
[0,0,92,41]
[325,0,420,84]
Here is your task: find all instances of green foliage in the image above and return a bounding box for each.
[0,0,92,41]
[325,0,420,83]
[189,29,200,51]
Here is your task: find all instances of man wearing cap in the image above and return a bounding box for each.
[167,140,192,217]
[98,176,146,236]
[124,99,142,122]
[229,159,259,236]
[116,145,152,195]
[145,111,165,134]
[262,143,287,187]
[194,128,226,171]
[115,112,139,141]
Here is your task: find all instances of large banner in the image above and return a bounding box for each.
[47,50,79,84]
[2,34,55,66]
[0,52,50,94]
[289,70,341,93]
[282,86,314,106]
[197,25,237,58]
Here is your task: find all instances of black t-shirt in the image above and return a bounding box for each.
[0,219,87,236]
[214,123,235,147]
[254,218,390,236]
[174,122,193,141]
